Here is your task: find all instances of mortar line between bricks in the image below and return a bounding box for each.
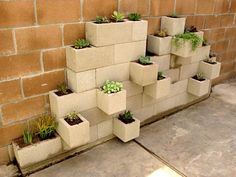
[133,140,187,177]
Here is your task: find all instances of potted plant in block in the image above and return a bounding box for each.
[171,32,203,57]
[127,12,148,41]
[161,12,186,36]
[97,80,126,115]
[49,82,80,118]
[144,72,171,99]
[12,115,62,168]
[130,56,158,86]
[57,111,90,149]
[185,26,204,46]
[113,110,140,142]
[199,54,221,79]
[187,73,210,97]
[147,30,172,55]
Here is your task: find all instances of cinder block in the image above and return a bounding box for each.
[66,46,114,72]
[132,20,148,41]
[171,39,196,57]
[154,96,177,115]
[194,31,204,46]
[127,94,143,111]
[133,105,155,123]
[142,94,156,107]
[114,41,146,64]
[96,63,130,87]
[122,80,143,97]
[78,89,97,112]
[199,61,221,80]
[161,16,186,36]
[67,69,96,93]
[179,62,199,80]
[175,92,198,106]
[98,119,113,139]
[147,35,172,55]
[187,78,211,97]
[166,79,188,98]
[89,125,98,143]
[150,55,170,71]
[197,45,211,61]
[163,68,180,83]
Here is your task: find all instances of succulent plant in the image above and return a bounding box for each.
[102,80,123,94]
[66,111,79,121]
[74,39,90,49]
[138,56,153,65]
[57,82,69,95]
[128,13,141,21]
[195,73,205,81]
[111,11,125,22]
[118,110,135,124]
[95,16,110,24]
[155,30,168,37]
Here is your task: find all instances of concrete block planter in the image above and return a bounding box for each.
[188,77,210,97]
[113,115,140,142]
[147,35,172,55]
[163,68,180,83]
[199,61,221,79]
[161,16,186,36]
[86,21,133,46]
[197,45,211,61]
[171,39,196,57]
[49,90,80,118]
[130,61,158,86]
[66,45,114,72]
[12,135,62,168]
[195,31,204,46]
[97,89,126,115]
[144,77,171,99]
[57,114,90,149]
[150,55,170,71]
[179,62,199,80]
[132,20,148,41]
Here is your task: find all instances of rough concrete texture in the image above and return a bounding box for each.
[0,164,19,177]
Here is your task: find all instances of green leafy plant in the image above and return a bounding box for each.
[155,30,168,37]
[35,115,58,140]
[173,32,202,51]
[23,129,33,145]
[118,110,135,124]
[95,16,109,24]
[66,111,79,121]
[57,82,69,95]
[102,80,123,94]
[138,56,153,65]
[194,73,205,81]
[74,39,90,49]
[128,13,141,21]
[111,11,125,22]
[158,72,165,80]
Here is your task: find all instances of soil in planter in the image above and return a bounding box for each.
[118,116,135,124]
[204,60,217,65]
[158,75,166,80]
[192,75,206,82]
[55,89,73,96]
[65,115,83,126]
[71,45,92,50]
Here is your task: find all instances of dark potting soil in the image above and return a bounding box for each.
[192,75,206,82]
[204,60,217,65]
[158,76,166,80]
[65,116,83,126]
[55,89,73,96]
[71,45,92,50]
[167,15,180,18]
[118,116,135,124]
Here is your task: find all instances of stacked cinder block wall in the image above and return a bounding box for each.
[0,0,236,165]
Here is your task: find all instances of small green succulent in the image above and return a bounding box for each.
[111,11,125,22]
[128,13,141,21]
[74,39,90,49]
[119,110,135,124]
[155,30,168,37]
[95,16,109,24]
[102,80,123,94]
[195,73,205,81]
[23,129,33,145]
[138,56,153,65]
[66,111,79,121]
[57,82,69,95]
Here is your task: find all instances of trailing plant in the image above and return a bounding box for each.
[119,110,135,124]
[23,129,33,145]
[95,16,109,24]
[66,111,79,121]
[158,72,165,80]
[194,73,205,81]
[74,39,90,49]
[102,80,123,94]
[173,32,202,51]
[185,26,198,33]
[138,56,153,65]
[57,82,69,95]
[35,115,58,140]
[111,11,125,22]
[155,30,168,37]
[128,13,141,21]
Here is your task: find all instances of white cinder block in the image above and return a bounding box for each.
[78,89,97,112]
[147,35,172,55]
[133,106,155,122]
[161,16,186,36]
[113,117,140,142]
[130,62,158,86]
[49,91,80,118]
[89,125,98,143]
[98,119,113,139]
[96,63,130,87]
[199,61,221,79]
[171,39,196,57]
[166,79,188,98]
[154,96,177,115]
[66,46,114,72]
[127,94,143,111]
[132,20,148,41]
[86,21,133,46]
[57,115,90,149]
[13,136,62,168]
[144,77,171,99]
[97,89,126,115]
[150,55,170,71]
[163,68,180,83]
[195,31,204,47]
[122,80,143,97]
[179,62,199,80]
[114,41,146,64]
[197,45,211,61]
[67,69,96,93]
[187,78,211,97]
[142,94,156,107]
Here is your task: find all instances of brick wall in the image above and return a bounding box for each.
[0,0,236,165]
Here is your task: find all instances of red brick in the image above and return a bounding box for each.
[0,0,35,27]
[0,52,41,80]
[0,30,14,55]
[43,48,66,71]
[225,27,236,39]
[230,0,236,12]
[144,18,161,35]
[186,16,205,30]
[214,40,229,54]
[120,0,150,16]
[0,146,10,165]
[196,0,214,14]
[176,0,196,15]
[204,15,221,29]
[83,0,117,21]
[203,29,225,43]
[15,26,62,51]
[212,70,236,85]
[220,14,234,27]
[0,80,22,105]
[228,38,236,51]
[214,0,230,13]
[64,23,85,45]
[37,0,80,24]
[221,61,235,74]
[23,70,65,97]
[150,0,174,16]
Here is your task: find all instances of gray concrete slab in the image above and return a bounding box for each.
[29,139,181,177]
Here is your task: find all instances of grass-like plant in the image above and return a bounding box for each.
[173,32,202,51]
[102,80,123,94]
[57,82,69,95]
[138,56,153,65]
[118,110,135,124]
[95,16,109,24]
[74,39,90,49]
[35,115,58,140]
[155,30,168,37]
[23,129,33,145]
[111,11,125,22]
[128,13,141,21]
